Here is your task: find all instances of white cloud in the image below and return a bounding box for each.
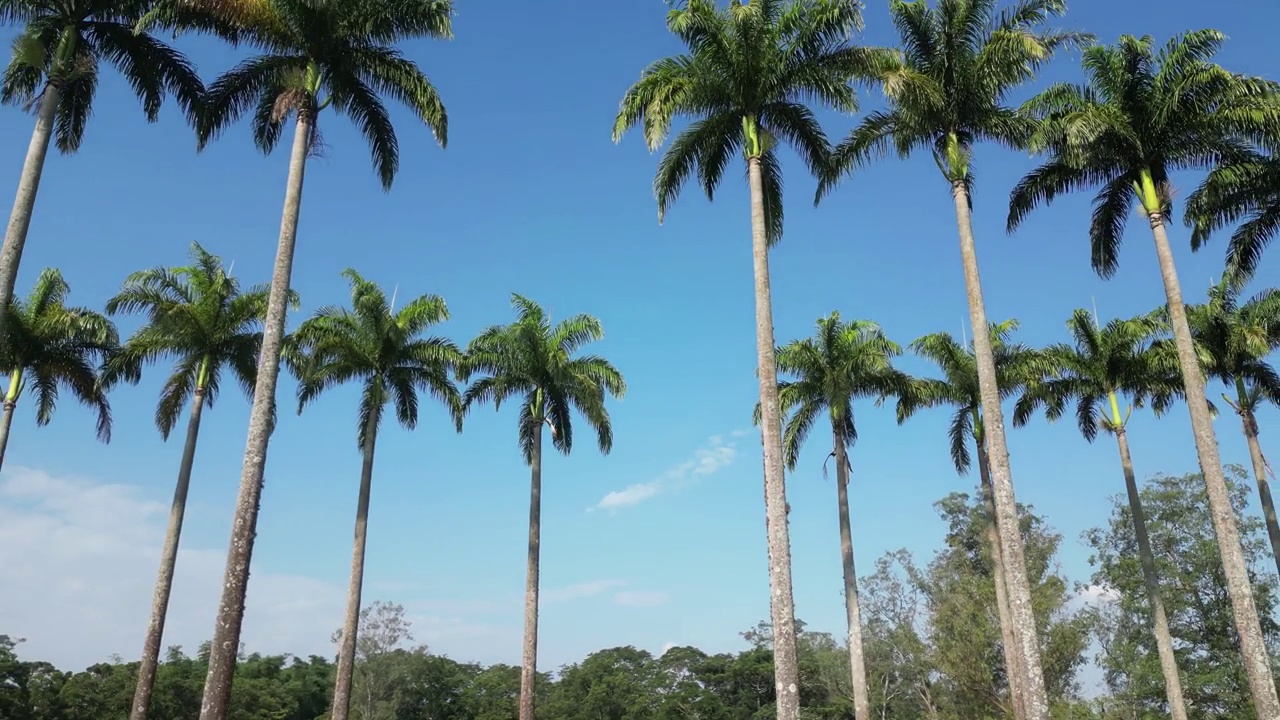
[0,467,505,670]
[660,641,678,655]
[542,579,628,603]
[1076,584,1120,606]
[612,590,670,608]
[590,433,742,512]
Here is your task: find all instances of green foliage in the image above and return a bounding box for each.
[614,0,892,244]
[461,294,625,464]
[1,268,117,441]
[1186,153,1280,283]
[1185,280,1280,422]
[1083,467,1280,719]
[0,0,203,151]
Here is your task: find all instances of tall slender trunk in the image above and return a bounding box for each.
[130,388,208,720]
[518,420,544,720]
[1146,213,1280,720]
[0,85,59,348]
[832,431,870,720]
[1237,388,1280,580]
[746,155,801,720]
[951,181,1050,720]
[977,438,1026,720]
[330,407,381,720]
[0,365,25,470]
[1112,422,1187,720]
[198,112,311,720]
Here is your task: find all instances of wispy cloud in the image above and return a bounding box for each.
[613,590,671,608]
[542,579,628,603]
[590,432,743,512]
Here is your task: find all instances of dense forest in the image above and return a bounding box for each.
[5,469,1277,720]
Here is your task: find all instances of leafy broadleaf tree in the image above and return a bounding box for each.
[0,0,202,351]
[1006,30,1280,716]
[613,4,891,715]
[1186,279,1280,581]
[102,242,279,720]
[0,267,115,468]
[460,294,625,720]
[817,4,1088,716]
[757,312,908,720]
[893,319,1047,720]
[286,269,462,720]
[140,0,455,716]
[1186,152,1280,283]
[1013,309,1189,720]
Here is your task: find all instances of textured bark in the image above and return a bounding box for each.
[832,432,870,720]
[518,421,544,720]
[1113,427,1187,720]
[0,85,59,348]
[198,113,311,720]
[1147,215,1280,720]
[746,155,801,720]
[1239,405,1280,582]
[130,391,207,720]
[330,410,380,720]
[951,181,1050,720]
[977,440,1026,720]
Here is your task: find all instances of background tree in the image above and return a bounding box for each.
[818,4,1088,715]
[0,266,114,469]
[1007,30,1280,715]
[461,293,625,720]
[148,0,456,715]
[288,271,462,720]
[612,5,888,716]
[1186,151,1280,283]
[102,242,275,720]
[1013,309,1188,720]
[765,312,909,720]
[1185,280,1280,581]
[1084,468,1280,719]
[0,0,202,347]
[894,319,1047,720]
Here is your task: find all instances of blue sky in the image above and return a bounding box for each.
[2,0,1280,692]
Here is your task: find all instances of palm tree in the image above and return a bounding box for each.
[761,312,908,720]
[0,0,202,347]
[817,3,1086,716]
[1186,279,1280,581]
[1006,31,1280,716]
[612,4,889,713]
[0,267,115,468]
[100,243,275,720]
[1185,151,1280,283]
[286,269,462,720]
[1013,309,1188,720]
[894,319,1046,720]
[139,0,454,716]
[460,294,624,720]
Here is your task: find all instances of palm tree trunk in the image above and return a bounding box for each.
[130,389,207,720]
[518,420,544,720]
[0,85,59,350]
[0,366,24,470]
[951,181,1050,720]
[832,431,870,720]
[197,112,312,720]
[977,439,1026,720]
[1113,424,1187,720]
[1146,213,1280,719]
[1237,389,1280,580]
[330,409,380,720]
[746,155,801,720]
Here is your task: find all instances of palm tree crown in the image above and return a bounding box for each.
[1187,279,1280,421]
[1007,30,1280,275]
[0,0,202,151]
[462,294,625,462]
[103,242,277,440]
[178,0,452,188]
[287,269,463,444]
[2,267,116,439]
[613,0,887,244]
[820,0,1085,199]
[1186,153,1280,284]
[898,320,1046,474]
[771,312,909,469]
[1014,310,1182,440]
